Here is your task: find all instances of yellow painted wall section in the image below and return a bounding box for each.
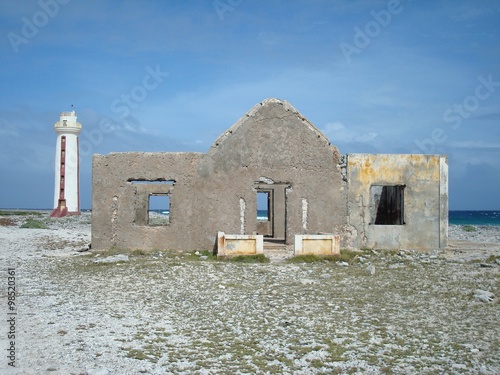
[349,154,440,186]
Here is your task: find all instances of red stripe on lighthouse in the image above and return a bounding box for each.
[50,135,68,217]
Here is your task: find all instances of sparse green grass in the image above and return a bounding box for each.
[182,250,218,261]
[462,225,477,232]
[288,249,366,263]
[288,254,337,263]
[485,255,500,263]
[20,218,48,229]
[0,210,43,216]
[122,347,149,360]
[222,254,270,263]
[130,249,149,256]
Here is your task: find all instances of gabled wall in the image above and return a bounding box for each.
[346,154,448,250]
[91,99,348,251]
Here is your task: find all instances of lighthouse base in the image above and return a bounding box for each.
[50,207,81,217]
[50,200,80,218]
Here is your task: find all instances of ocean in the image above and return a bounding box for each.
[448,211,500,226]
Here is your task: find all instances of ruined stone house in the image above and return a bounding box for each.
[91,98,448,252]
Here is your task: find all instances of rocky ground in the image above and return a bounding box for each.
[0,211,499,374]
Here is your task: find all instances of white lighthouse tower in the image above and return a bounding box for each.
[50,111,82,217]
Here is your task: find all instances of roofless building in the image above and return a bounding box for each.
[91,99,448,253]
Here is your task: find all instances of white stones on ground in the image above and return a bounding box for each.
[299,278,317,285]
[93,254,129,264]
[338,261,349,267]
[388,263,404,269]
[473,289,495,303]
[366,264,376,276]
[87,369,111,375]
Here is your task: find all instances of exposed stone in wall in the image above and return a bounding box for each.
[338,154,348,183]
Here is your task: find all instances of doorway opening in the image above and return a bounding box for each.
[255,182,289,242]
[257,191,270,221]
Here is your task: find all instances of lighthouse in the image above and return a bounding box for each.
[50,111,81,217]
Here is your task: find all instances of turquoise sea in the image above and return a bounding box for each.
[448,211,500,226]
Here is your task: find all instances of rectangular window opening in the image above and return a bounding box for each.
[257,191,270,221]
[148,194,170,226]
[371,185,405,225]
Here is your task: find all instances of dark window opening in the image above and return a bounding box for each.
[148,194,170,226]
[257,191,270,221]
[371,185,405,225]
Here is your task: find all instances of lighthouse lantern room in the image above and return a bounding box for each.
[50,111,82,217]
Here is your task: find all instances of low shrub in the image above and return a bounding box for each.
[462,225,477,232]
[288,254,339,263]
[288,249,365,263]
[0,218,16,226]
[20,218,48,229]
[223,254,270,263]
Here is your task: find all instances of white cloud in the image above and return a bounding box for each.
[321,121,378,143]
[449,140,500,149]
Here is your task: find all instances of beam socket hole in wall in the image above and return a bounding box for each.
[148,194,170,226]
[371,185,405,225]
[257,191,270,221]
[128,179,175,185]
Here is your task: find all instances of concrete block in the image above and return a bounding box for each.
[216,231,264,257]
[294,234,340,256]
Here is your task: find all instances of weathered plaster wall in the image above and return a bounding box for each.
[346,154,448,250]
[92,152,205,250]
[92,99,348,251]
[92,99,447,252]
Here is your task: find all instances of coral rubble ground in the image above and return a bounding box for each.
[0,212,499,374]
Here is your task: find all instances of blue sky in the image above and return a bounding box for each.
[0,0,499,210]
